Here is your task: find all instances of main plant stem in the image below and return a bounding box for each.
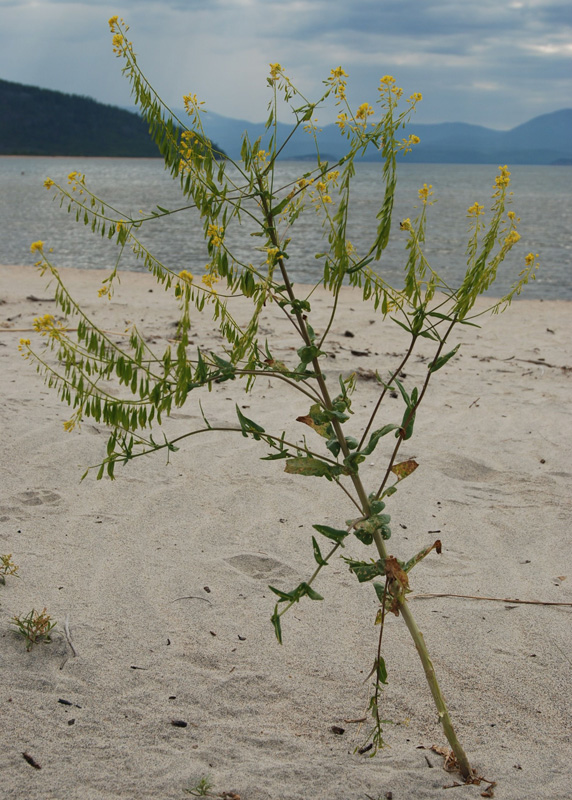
[372,531,472,780]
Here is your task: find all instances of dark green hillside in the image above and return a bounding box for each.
[0,79,222,158]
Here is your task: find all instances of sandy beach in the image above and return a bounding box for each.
[1,263,571,800]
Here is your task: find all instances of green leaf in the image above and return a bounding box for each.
[390,459,419,481]
[296,403,332,438]
[235,404,265,440]
[296,343,323,367]
[373,581,386,603]
[271,606,283,644]
[284,457,344,481]
[312,524,349,545]
[429,344,460,373]
[260,451,290,461]
[376,656,388,685]
[360,424,400,456]
[345,558,387,582]
[268,585,295,601]
[299,582,324,601]
[311,536,328,566]
[270,196,291,217]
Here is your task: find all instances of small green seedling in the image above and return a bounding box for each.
[12,608,57,650]
[0,554,19,585]
[185,776,214,797]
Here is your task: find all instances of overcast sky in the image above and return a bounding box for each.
[1,0,570,129]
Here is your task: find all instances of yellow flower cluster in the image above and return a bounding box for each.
[257,150,269,163]
[178,270,194,283]
[33,313,67,339]
[504,230,521,246]
[400,219,413,231]
[335,112,348,132]
[409,92,423,104]
[265,247,280,266]
[495,165,511,188]
[269,63,282,82]
[207,224,224,247]
[355,102,374,121]
[183,93,205,114]
[30,240,44,253]
[18,338,31,355]
[329,66,348,103]
[112,33,124,54]
[399,134,420,153]
[44,178,54,190]
[202,267,220,291]
[524,252,539,267]
[467,202,485,217]
[418,183,434,205]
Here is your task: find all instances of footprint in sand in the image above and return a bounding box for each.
[0,488,62,521]
[225,554,296,580]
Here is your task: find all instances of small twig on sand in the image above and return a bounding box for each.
[63,615,78,657]
[171,595,212,604]
[410,593,572,607]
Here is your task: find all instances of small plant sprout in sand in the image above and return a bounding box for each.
[12,608,57,651]
[0,554,19,585]
[22,15,539,785]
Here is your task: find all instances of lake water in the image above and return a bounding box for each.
[1,156,570,300]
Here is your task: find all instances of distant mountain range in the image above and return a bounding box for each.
[0,77,569,165]
[195,108,572,166]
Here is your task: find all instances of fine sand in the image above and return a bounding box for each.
[1,263,571,800]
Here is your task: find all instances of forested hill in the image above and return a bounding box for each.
[0,79,221,158]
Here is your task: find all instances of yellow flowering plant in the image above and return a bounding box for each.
[23,15,540,783]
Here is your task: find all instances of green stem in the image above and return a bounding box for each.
[397,596,472,780]
[371,529,472,780]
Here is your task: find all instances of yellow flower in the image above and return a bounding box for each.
[399,134,420,153]
[30,240,44,253]
[504,230,520,246]
[108,15,119,30]
[418,183,433,204]
[330,66,348,79]
[179,270,194,283]
[202,267,220,291]
[44,178,54,190]
[207,224,224,247]
[67,171,79,183]
[326,170,339,182]
[495,165,511,188]
[355,102,374,121]
[257,150,269,163]
[380,75,396,85]
[467,202,484,217]
[400,219,412,231]
[183,93,205,114]
[524,252,538,267]
[269,63,282,81]
[112,33,124,53]
[409,92,423,103]
[336,112,348,131]
[316,181,327,193]
[265,247,279,265]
